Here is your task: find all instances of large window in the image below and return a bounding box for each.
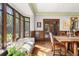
[24,17,30,37]
[16,12,20,39]
[0,3,2,48]
[20,16,24,38]
[6,5,13,42]
[0,4,30,49]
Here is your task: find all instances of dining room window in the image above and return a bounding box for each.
[0,3,2,48]
[6,5,14,42]
[0,3,30,49]
[16,12,20,39]
[24,17,30,37]
[20,16,24,38]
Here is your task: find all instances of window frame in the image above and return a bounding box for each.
[23,17,30,37]
[15,11,20,40]
[1,3,30,49]
[20,15,24,37]
[6,4,14,42]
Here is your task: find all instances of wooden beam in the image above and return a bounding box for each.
[23,17,25,37]
[2,3,7,49]
[13,9,16,42]
[19,15,21,38]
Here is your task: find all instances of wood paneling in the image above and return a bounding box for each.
[31,31,45,40]
[31,31,35,37]
[59,31,67,36]
[39,31,45,40]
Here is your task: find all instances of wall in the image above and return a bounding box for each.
[35,15,79,31]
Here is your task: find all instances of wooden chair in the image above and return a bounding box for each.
[49,32,66,56]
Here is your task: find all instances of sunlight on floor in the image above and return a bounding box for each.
[32,41,53,56]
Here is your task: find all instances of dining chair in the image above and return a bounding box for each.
[49,32,66,56]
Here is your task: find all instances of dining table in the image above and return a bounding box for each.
[53,36,79,56]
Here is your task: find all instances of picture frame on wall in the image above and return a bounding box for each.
[37,22,41,27]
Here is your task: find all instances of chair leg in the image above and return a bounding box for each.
[53,45,55,56]
[64,48,67,56]
[59,48,61,56]
[52,45,66,56]
[61,48,66,56]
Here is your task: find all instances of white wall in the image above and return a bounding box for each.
[35,15,79,31]
[29,15,34,31]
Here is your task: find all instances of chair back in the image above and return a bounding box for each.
[49,32,54,45]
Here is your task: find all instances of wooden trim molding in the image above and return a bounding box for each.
[31,31,35,37]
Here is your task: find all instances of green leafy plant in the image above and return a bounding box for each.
[7,46,26,56]
[8,46,16,56]
[13,50,26,56]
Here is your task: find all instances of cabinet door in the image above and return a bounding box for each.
[44,20,50,39]
[50,20,59,35]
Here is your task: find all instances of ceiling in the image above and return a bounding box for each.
[9,3,34,16]
[36,3,79,12]
[8,3,79,16]
[30,3,79,16]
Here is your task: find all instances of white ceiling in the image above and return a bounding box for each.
[8,3,79,16]
[9,3,34,16]
[35,3,79,12]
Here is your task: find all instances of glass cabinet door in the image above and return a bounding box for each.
[45,24,50,32]
[44,20,50,39]
[44,19,59,40]
[52,21,59,35]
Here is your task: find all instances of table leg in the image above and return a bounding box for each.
[65,42,68,50]
[73,42,78,56]
[64,42,68,55]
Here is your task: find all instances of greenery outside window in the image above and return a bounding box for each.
[16,12,20,39]
[0,3,2,48]
[24,17,30,37]
[7,6,13,42]
[20,16,24,38]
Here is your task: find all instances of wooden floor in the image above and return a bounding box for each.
[32,40,72,56]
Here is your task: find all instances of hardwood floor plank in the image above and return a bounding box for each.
[32,40,72,56]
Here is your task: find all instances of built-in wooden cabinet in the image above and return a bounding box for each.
[43,19,60,40]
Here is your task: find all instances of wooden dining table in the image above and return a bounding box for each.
[53,36,79,56]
